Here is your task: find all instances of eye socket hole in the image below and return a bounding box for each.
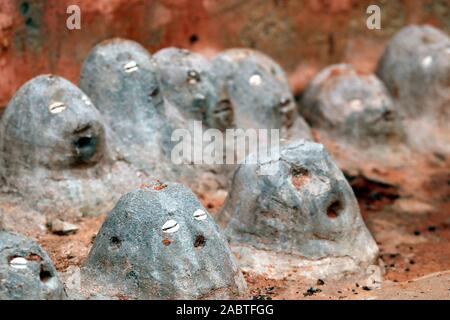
[194,234,206,248]
[149,87,160,98]
[110,236,121,249]
[327,200,342,219]
[291,167,310,189]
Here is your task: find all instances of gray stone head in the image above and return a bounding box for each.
[219,140,379,280]
[210,49,311,140]
[377,25,450,119]
[301,64,404,147]
[79,39,174,176]
[0,231,66,300]
[82,182,246,299]
[0,75,143,219]
[154,47,219,126]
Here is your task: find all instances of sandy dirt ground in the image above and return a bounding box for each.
[29,154,450,300]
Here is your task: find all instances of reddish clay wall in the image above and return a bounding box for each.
[0,0,448,108]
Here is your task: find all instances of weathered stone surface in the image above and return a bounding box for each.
[0,209,4,231]
[79,39,174,179]
[82,182,247,299]
[0,231,66,300]
[0,75,145,219]
[299,63,409,178]
[301,64,404,147]
[376,25,450,154]
[218,140,379,280]
[211,49,311,141]
[154,47,219,128]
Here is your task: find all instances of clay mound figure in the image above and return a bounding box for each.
[79,39,175,178]
[0,231,66,300]
[218,140,379,281]
[210,48,311,140]
[82,182,247,299]
[376,25,450,153]
[153,47,231,200]
[0,75,144,220]
[300,64,408,176]
[154,47,219,128]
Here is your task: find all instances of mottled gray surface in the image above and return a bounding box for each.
[0,75,145,219]
[82,182,246,299]
[376,25,450,154]
[154,47,219,128]
[79,39,174,179]
[211,49,311,141]
[218,140,379,279]
[0,231,66,300]
[377,25,450,119]
[301,64,404,148]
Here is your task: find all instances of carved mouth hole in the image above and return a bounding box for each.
[39,267,53,283]
[110,236,121,249]
[327,200,342,219]
[291,167,310,189]
[73,136,98,162]
[194,235,206,248]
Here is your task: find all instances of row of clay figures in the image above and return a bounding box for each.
[0,25,448,299]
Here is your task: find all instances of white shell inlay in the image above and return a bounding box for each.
[124,61,139,73]
[10,257,28,269]
[162,219,179,233]
[421,55,433,68]
[193,209,207,221]
[249,74,262,86]
[48,101,67,114]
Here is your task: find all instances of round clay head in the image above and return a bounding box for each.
[211,49,301,132]
[83,182,246,299]
[0,75,106,174]
[219,140,378,279]
[154,48,219,126]
[301,64,403,147]
[377,25,450,119]
[0,231,66,300]
[80,39,165,141]
[0,75,143,219]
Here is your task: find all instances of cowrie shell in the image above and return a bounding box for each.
[421,56,433,68]
[49,101,67,114]
[193,209,207,221]
[162,219,179,233]
[124,61,139,73]
[10,257,28,269]
[349,99,363,111]
[249,74,262,86]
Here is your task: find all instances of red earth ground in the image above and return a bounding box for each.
[33,153,450,300]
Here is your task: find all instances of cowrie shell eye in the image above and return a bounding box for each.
[249,74,262,86]
[82,96,92,105]
[49,101,67,114]
[124,61,139,73]
[349,99,363,111]
[421,56,433,68]
[193,209,207,221]
[162,219,179,233]
[10,257,28,269]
